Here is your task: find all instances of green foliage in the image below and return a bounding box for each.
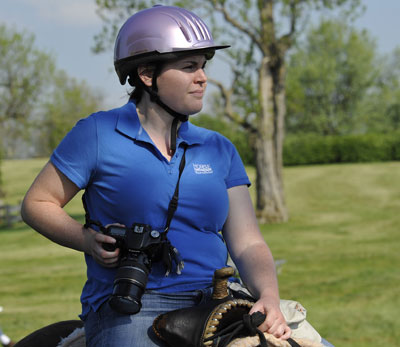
[0,150,3,198]
[283,133,400,165]
[38,71,104,155]
[191,113,255,165]
[1,158,399,347]
[286,18,379,135]
[0,24,55,158]
[358,47,400,133]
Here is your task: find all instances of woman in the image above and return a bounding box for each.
[21,5,291,347]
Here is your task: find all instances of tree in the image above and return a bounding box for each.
[93,0,361,223]
[0,24,55,158]
[361,47,400,133]
[286,18,378,135]
[37,70,104,155]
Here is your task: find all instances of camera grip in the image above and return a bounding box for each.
[102,242,117,252]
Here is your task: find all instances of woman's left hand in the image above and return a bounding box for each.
[249,297,291,339]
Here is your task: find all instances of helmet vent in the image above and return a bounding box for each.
[186,15,209,42]
[193,17,210,41]
[178,22,192,42]
[186,16,201,41]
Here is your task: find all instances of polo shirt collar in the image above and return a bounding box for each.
[116,101,207,146]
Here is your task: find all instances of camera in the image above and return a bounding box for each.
[103,223,163,315]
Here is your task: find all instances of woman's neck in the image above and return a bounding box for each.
[136,97,180,160]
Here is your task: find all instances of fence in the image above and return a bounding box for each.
[0,202,22,228]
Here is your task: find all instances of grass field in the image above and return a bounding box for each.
[1,158,399,346]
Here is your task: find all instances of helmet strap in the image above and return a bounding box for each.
[139,63,189,155]
[170,117,180,153]
[147,64,189,122]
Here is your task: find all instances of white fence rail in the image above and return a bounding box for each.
[0,202,22,227]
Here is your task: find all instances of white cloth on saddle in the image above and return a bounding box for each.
[280,299,321,343]
[228,282,321,343]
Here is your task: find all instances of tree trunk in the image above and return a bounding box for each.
[255,57,288,223]
[273,61,287,200]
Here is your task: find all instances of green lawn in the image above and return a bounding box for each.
[1,159,399,346]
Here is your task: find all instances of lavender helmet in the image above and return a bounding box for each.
[114,5,229,85]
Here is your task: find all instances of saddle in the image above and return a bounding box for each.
[152,267,321,347]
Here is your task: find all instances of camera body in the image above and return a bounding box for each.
[103,224,162,253]
[103,223,163,315]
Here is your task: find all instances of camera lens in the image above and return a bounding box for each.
[108,254,150,314]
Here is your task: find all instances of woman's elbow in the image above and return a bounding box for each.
[20,195,34,225]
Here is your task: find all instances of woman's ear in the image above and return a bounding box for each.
[137,65,154,87]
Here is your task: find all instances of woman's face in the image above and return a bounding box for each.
[156,54,208,115]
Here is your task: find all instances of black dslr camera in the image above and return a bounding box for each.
[103,223,163,315]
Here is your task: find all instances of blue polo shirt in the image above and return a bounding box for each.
[51,101,250,318]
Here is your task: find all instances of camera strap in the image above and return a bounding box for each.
[164,143,187,235]
[82,143,188,236]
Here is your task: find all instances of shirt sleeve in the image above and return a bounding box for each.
[225,141,251,189]
[50,115,98,189]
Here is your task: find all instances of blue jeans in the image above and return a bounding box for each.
[321,338,335,347]
[84,288,213,347]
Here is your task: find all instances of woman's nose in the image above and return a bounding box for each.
[195,68,207,84]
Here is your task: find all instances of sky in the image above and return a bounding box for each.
[0,0,399,110]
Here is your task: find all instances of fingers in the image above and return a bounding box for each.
[98,247,120,268]
[95,233,120,267]
[281,325,292,340]
[267,318,291,339]
[83,224,127,267]
[94,244,120,268]
[95,231,117,246]
[83,229,118,267]
[250,301,291,340]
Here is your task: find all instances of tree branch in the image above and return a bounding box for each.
[208,77,257,133]
[209,0,264,54]
[277,0,304,52]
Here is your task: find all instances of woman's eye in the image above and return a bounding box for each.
[181,62,207,71]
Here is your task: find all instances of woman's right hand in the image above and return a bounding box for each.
[83,227,120,268]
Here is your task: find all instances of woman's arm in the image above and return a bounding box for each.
[222,185,290,339]
[21,161,119,267]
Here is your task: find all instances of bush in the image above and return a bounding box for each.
[0,148,4,198]
[391,134,400,160]
[283,135,338,165]
[193,114,400,167]
[284,133,399,166]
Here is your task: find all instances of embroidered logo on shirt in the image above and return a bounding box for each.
[193,163,213,174]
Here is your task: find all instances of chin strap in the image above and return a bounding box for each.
[170,117,180,153]
[137,63,189,154]
[143,84,188,154]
